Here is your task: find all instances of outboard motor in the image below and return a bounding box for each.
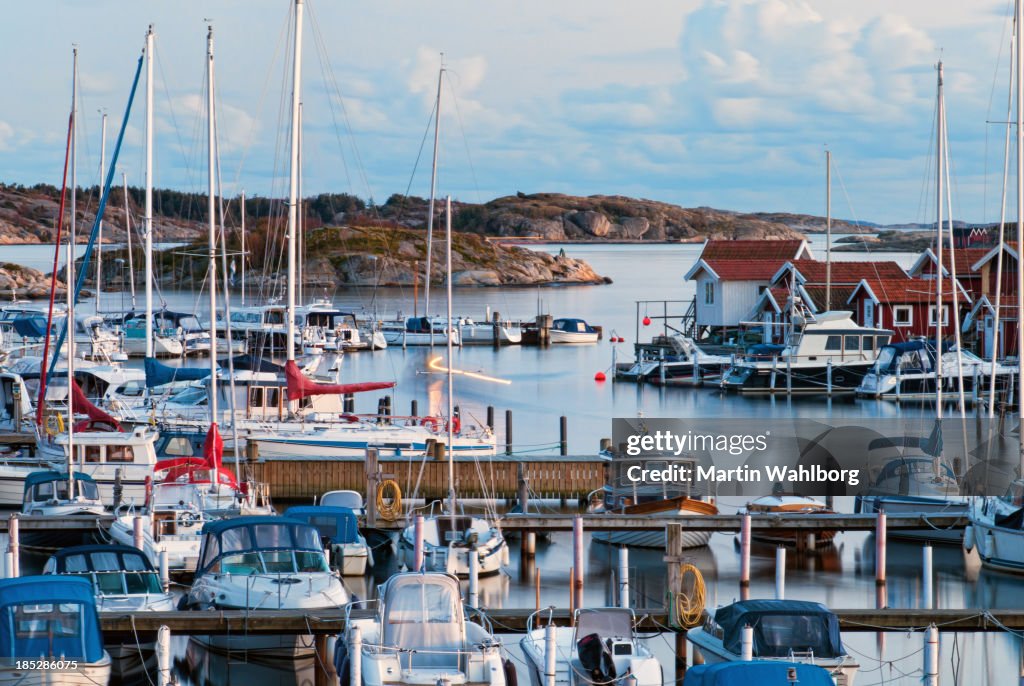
[577,633,616,684]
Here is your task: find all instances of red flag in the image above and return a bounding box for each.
[284,360,395,401]
[70,379,121,430]
[203,422,224,472]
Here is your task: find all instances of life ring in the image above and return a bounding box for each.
[421,416,441,432]
[447,416,461,435]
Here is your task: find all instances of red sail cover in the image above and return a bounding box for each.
[284,360,395,400]
[70,379,121,430]
[203,422,224,472]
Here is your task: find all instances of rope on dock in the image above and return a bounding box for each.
[375,479,402,521]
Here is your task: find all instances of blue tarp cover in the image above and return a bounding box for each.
[0,575,104,662]
[144,356,211,389]
[713,600,844,658]
[284,506,360,544]
[682,661,834,686]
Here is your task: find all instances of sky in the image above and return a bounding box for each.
[0,0,1017,224]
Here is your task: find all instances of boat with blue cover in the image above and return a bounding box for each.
[0,575,111,685]
[686,600,858,685]
[550,318,599,344]
[284,505,373,575]
[682,660,835,686]
[856,339,1016,399]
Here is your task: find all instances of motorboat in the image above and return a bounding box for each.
[686,600,858,686]
[381,316,461,346]
[42,544,174,613]
[964,479,1024,574]
[681,661,836,685]
[459,318,523,345]
[0,371,32,433]
[336,572,509,686]
[855,453,966,544]
[617,335,730,384]
[721,311,891,394]
[550,318,599,344]
[321,489,366,515]
[589,453,717,548]
[398,508,509,576]
[857,339,1017,399]
[21,470,104,517]
[285,505,373,575]
[0,575,112,685]
[300,302,387,352]
[520,607,663,686]
[744,495,836,547]
[184,516,349,657]
[117,312,186,358]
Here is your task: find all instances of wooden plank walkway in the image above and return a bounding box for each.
[97,607,1024,640]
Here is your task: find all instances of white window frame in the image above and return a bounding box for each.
[704,281,715,305]
[928,305,949,327]
[893,305,914,327]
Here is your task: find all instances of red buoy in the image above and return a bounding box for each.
[594,371,607,381]
[642,316,651,326]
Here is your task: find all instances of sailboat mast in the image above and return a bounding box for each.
[825,149,831,311]
[123,172,136,309]
[1017,0,1024,474]
[285,0,304,362]
[97,113,106,312]
[68,47,78,494]
[240,190,246,306]
[298,102,304,308]
[423,59,444,319]
[935,61,945,414]
[144,25,154,358]
[446,196,455,517]
[206,25,219,422]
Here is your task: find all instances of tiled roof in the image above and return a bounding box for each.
[784,259,908,283]
[853,278,962,304]
[701,259,791,280]
[700,239,806,261]
[801,285,858,310]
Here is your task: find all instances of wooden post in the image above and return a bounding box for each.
[544,622,557,686]
[559,416,568,456]
[245,440,259,462]
[666,524,688,682]
[7,514,18,578]
[486,405,495,430]
[413,514,425,572]
[618,546,630,608]
[775,546,786,600]
[535,569,541,611]
[876,511,887,585]
[410,399,419,417]
[157,625,171,686]
[573,516,584,609]
[315,634,337,686]
[505,409,513,455]
[133,516,145,551]
[350,625,362,686]
[159,549,169,592]
[112,468,123,510]
[924,624,938,686]
[740,513,751,594]
[741,625,754,660]
[923,545,933,610]
[517,463,529,514]
[365,448,379,528]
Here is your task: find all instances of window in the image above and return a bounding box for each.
[893,306,913,327]
[84,445,102,463]
[844,335,860,351]
[863,336,875,351]
[107,446,134,463]
[824,335,842,351]
[704,282,715,305]
[163,436,195,457]
[929,305,949,327]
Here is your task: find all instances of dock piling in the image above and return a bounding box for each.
[469,549,480,608]
[7,514,18,578]
[350,625,362,686]
[487,405,494,430]
[535,569,541,611]
[923,545,933,609]
[826,360,833,397]
[924,624,939,686]
[739,513,751,594]
[618,546,630,608]
[505,410,513,455]
[411,399,419,417]
[344,393,355,413]
[4,551,12,579]
[365,448,380,528]
[544,622,557,686]
[559,416,568,456]
[875,511,887,585]
[133,516,144,551]
[157,625,171,686]
[775,546,786,600]
[159,550,169,592]
[573,516,584,609]
[741,625,753,661]
[413,515,425,572]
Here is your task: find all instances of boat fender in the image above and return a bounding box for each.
[448,416,461,435]
[963,525,974,552]
[335,639,351,686]
[144,476,153,509]
[503,658,518,686]
[422,416,441,432]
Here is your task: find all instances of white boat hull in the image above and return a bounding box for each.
[592,529,711,549]
[966,521,1024,574]
[549,330,598,344]
[856,495,966,543]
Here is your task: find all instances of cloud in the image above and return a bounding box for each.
[0,122,15,151]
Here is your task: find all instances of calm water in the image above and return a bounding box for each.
[8,237,1019,685]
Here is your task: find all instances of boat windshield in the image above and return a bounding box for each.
[381,575,464,670]
[68,571,163,596]
[752,613,836,658]
[6,602,88,656]
[1002,482,1024,507]
[874,347,896,372]
[214,550,328,575]
[575,608,633,640]
[29,479,100,502]
[200,521,328,574]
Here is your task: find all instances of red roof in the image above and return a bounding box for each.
[913,248,990,276]
[700,239,806,261]
[801,285,858,310]
[782,259,908,284]
[852,278,962,304]
[700,259,791,280]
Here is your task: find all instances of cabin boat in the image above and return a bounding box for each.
[720,311,891,394]
[0,575,112,685]
[43,544,174,613]
[21,470,104,517]
[743,495,836,547]
[0,371,32,433]
[300,302,387,352]
[589,454,717,548]
[116,312,186,357]
[687,600,858,686]
[681,661,836,686]
[459,318,523,345]
[184,516,349,657]
[284,505,372,575]
[7,356,149,415]
[550,318,599,344]
[336,572,509,686]
[964,479,1024,574]
[520,607,663,686]
[381,316,461,346]
[856,339,1017,399]
[617,335,730,384]
[855,454,966,544]
[398,510,509,576]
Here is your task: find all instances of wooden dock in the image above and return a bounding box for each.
[96,607,1024,640]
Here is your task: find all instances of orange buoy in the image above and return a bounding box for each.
[594,371,607,381]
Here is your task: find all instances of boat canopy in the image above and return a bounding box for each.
[575,607,634,640]
[24,470,96,491]
[682,661,834,686]
[380,573,464,670]
[145,356,212,389]
[713,600,844,659]
[222,354,284,374]
[283,506,360,544]
[553,318,596,333]
[49,544,155,574]
[0,575,105,662]
[23,470,100,501]
[746,343,786,358]
[196,516,325,575]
